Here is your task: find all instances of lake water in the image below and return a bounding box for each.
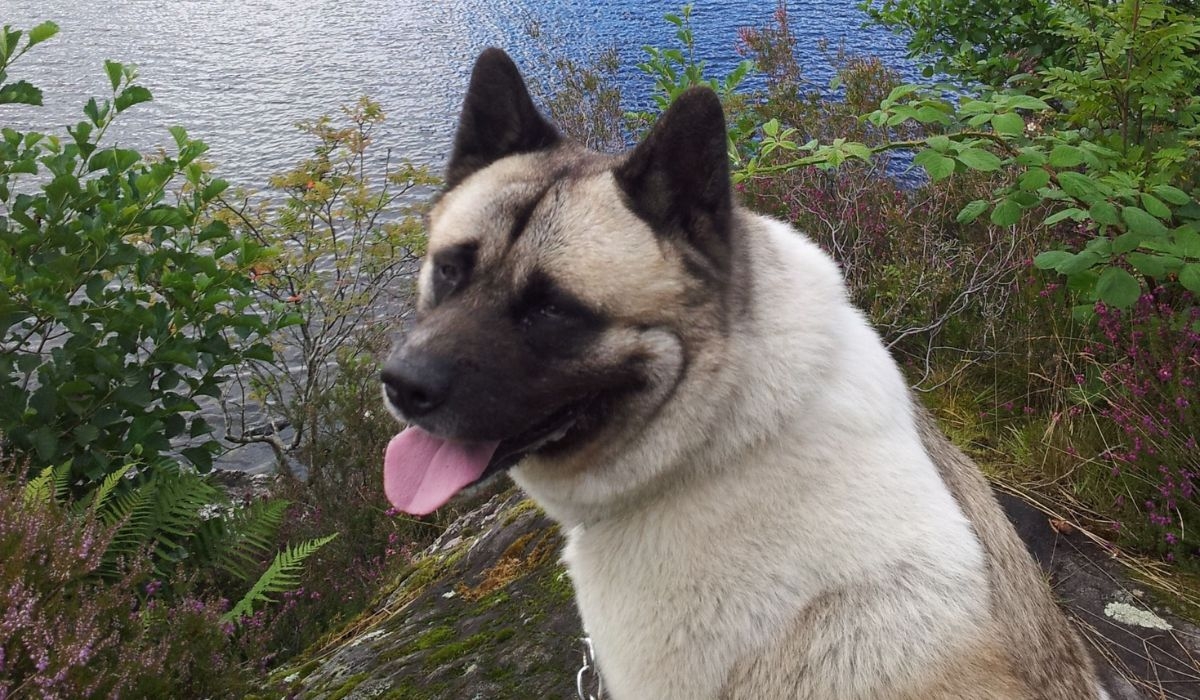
[4,1,917,472]
[6,1,917,185]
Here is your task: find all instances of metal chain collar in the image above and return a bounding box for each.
[576,635,604,700]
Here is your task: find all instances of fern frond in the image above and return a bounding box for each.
[215,498,289,581]
[51,461,71,502]
[21,462,73,506]
[222,533,337,624]
[22,465,55,506]
[87,463,135,516]
[100,469,225,578]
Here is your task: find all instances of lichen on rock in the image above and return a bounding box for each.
[282,489,582,699]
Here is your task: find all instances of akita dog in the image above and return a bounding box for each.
[381,48,1110,700]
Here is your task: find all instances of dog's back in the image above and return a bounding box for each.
[918,412,1104,698]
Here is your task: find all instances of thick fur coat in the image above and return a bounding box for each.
[381,49,1109,699]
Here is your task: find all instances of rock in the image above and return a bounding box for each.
[999,493,1200,700]
[281,489,583,699]
[209,468,278,505]
[279,486,1199,699]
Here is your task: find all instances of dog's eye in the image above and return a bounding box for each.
[537,303,563,319]
[438,263,460,284]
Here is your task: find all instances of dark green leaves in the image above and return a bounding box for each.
[956,199,989,224]
[104,59,123,91]
[990,198,1022,226]
[1034,250,1073,269]
[1181,264,1200,293]
[1122,205,1168,237]
[1,39,279,487]
[956,147,1003,171]
[1088,201,1120,226]
[1095,267,1141,307]
[1049,145,1085,167]
[1056,171,1101,202]
[114,85,152,113]
[914,149,955,180]
[991,112,1024,136]
[26,21,59,48]
[88,147,141,172]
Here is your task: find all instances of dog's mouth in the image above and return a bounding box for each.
[383,399,592,516]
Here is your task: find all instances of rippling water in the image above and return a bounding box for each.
[6,1,916,185]
[5,1,916,472]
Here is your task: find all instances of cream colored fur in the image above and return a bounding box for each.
[500,204,1109,699]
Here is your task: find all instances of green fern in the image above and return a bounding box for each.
[86,463,134,515]
[195,497,290,581]
[22,462,71,506]
[101,468,224,578]
[223,533,338,624]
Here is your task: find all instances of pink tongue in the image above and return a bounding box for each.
[383,427,500,515]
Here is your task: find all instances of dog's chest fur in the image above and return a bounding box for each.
[517,216,999,699]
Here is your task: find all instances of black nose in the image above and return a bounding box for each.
[381,354,453,418]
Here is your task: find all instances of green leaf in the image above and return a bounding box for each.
[1088,201,1120,226]
[114,85,152,113]
[1058,251,1102,274]
[138,207,188,228]
[0,80,44,106]
[1049,145,1084,168]
[1113,230,1144,254]
[1095,267,1141,307]
[991,112,1024,136]
[1126,252,1167,277]
[956,199,989,224]
[1044,208,1083,226]
[1034,250,1072,270]
[1005,95,1049,110]
[1180,264,1200,293]
[1152,185,1190,206]
[990,198,1022,226]
[1122,206,1168,238]
[885,84,919,103]
[956,148,1002,171]
[1057,172,1100,202]
[1072,304,1097,324]
[27,21,60,48]
[1139,193,1171,219]
[926,135,951,152]
[914,150,955,181]
[1019,168,1050,191]
[1015,148,1047,166]
[104,60,123,92]
[89,147,140,172]
[1173,231,1200,258]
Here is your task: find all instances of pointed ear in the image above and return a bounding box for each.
[445,48,560,189]
[614,87,732,264]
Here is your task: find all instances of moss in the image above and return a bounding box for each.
[325,672,368,700]
[375,680,451,700]
[423,628,516,668]
[411,625,455,651]
[501,497,544,526]
[296,659,321,680]
[539,565,576,605]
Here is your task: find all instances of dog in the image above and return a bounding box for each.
[380,48,1110,700]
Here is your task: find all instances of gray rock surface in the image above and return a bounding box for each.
[278,485,1199,699]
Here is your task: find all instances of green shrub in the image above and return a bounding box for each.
[0,22,280,483]
[218,96,435,479]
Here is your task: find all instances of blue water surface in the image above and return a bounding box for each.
[5,1,917,185]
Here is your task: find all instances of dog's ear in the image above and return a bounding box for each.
[615,87,732,266]
[445,48,560,189]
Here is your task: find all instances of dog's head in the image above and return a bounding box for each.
[381,48,741,517]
